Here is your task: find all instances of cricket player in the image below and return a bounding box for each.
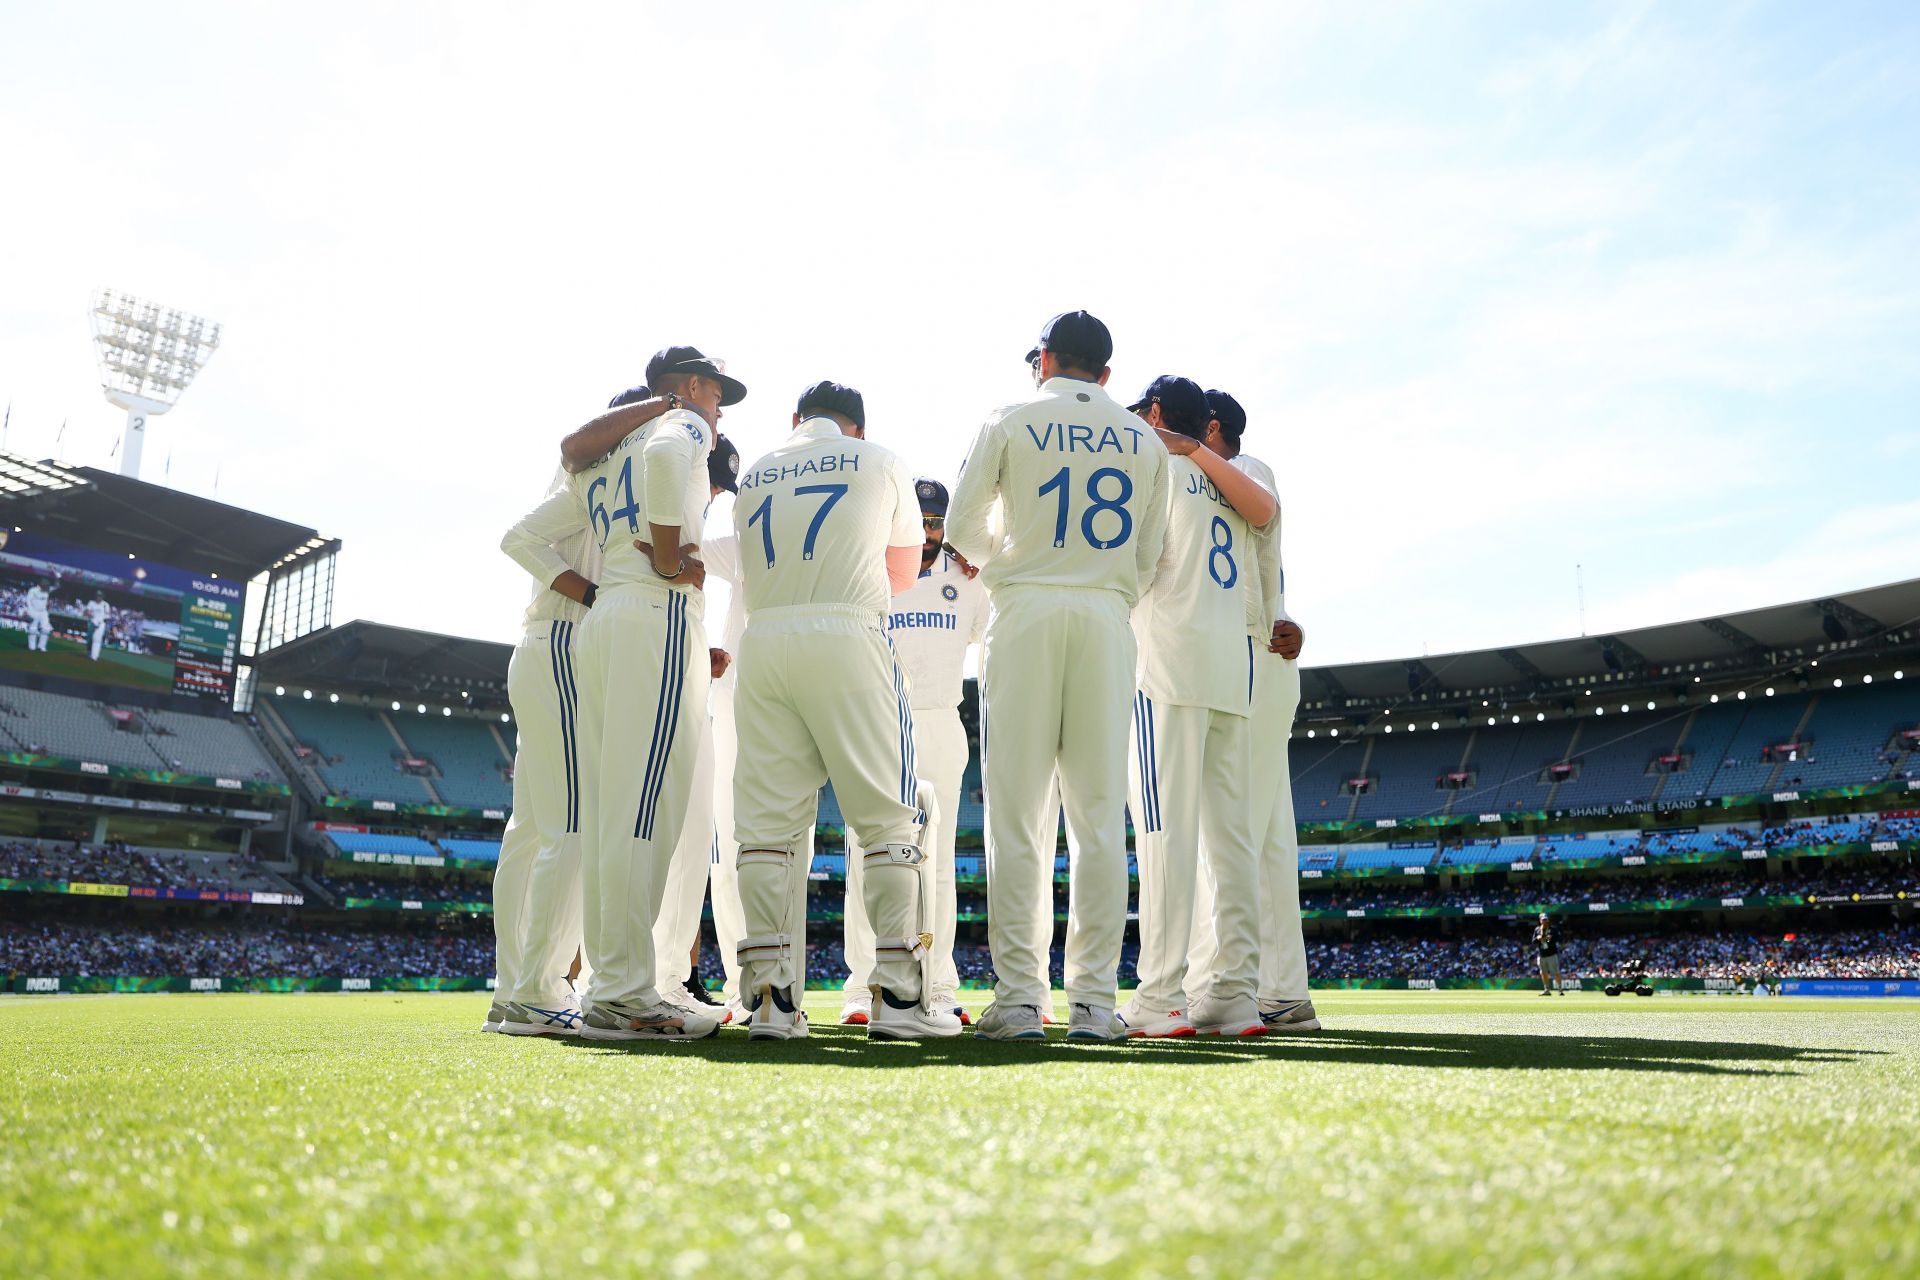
[85,595,110,661]
[945,311,1170,1042]
[841,477,989,1027]
[24,584,51,652]
[1183,390,1318,1032]
[699,512,763,1025]
[731,380,959,1041]
[573,345,745,1041]
[651,435,746,1018]
[489,386,673,1035]
[1120,374,1276,1039]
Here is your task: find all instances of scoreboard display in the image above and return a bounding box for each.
[0,530,244,703]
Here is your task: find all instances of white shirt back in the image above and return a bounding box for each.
[886,552,990,710]
[501,467,604,628]
[1231,452,1289,634]
[945,377,1169,605]
[1134,455,1261,717]
[592,408,714,593]
[86,600,110,626]
[734,418,920,619]
[26,586,47,613]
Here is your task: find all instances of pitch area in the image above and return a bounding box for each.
[3,991,1915,1278]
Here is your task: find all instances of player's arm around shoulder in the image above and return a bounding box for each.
[499,484,586,586]
[1159,430,1276,531]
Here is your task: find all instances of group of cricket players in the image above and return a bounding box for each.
[484,310,1319,1043]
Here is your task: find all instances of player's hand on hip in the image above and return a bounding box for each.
[1153,427,1201,456]
[709,648,731,679]
[1271,619,1305,659]
[632,540,707,590]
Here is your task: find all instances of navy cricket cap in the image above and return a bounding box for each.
[645,345,748,406]
[709,432,741,494]
[796,380,865,429]
[1206,389,1247,441]
[608,384,652,409]
[1024,310,1113,368]
[914,478,949,517]
[1129,375,1210,433]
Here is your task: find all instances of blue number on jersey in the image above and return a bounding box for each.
[1207,514,1237,589]
[587,476,611,547]
[607,456,641,534]
[747,484,851,567]
[1037,467,1135,550]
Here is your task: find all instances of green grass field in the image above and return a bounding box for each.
[0,626,174,693]
[4,992,1917,1279]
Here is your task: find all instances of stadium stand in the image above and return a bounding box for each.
[1706,695,1814,797]
[1787,682,1920,790]
[323,831,440,859]
[267,698,436,804]
[0,687,285,782]
[438,837,502,862]
[0,839,298,895]
[387,714,512,809]
[1349,727,1470,821]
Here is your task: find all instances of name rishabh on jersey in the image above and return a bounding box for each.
[944,377,1169,604]
[1134,456,1272,717]
[734,418,920,618]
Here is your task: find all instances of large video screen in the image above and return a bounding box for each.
[0,530,242,702]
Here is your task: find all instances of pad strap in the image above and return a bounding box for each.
[875,933,935,957]
[737,932,793,962]
[862,844,924,867]
[739,846,797,866]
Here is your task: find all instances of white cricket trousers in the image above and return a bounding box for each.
[497,620,585,1007]
[89,622,105,660]
[843,705,966,999]
[980,585,1135,1010]
[1128,694,1262,1010]
[651,697,714,990]
[706,677,750,1002]
[1189,650,1308,1005]
[574,584,710,1011]
[734,606,922,999]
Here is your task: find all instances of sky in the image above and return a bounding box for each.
[1,1,1917,667]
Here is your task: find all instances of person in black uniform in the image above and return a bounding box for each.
[1535,914,1565,996]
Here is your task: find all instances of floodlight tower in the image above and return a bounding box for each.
[89,288,222,481]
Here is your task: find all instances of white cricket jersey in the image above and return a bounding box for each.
[593,408,714,592]
[886,552,989,710]
[945,377,1170,605]
[1133,456,1264,717]
[733,418,919,618]
[702,526,748,655]
[1231,452,1291,632]
[25,587,47,615]
[86,600,110,627]
[500,467,604,627]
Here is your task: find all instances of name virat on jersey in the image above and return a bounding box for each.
[1021,422,1149,454]
[739,452,862,490]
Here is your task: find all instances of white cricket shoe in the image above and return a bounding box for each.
[579,999,721,1041]
[1117,999,1196,1039]
[868,989,964,1040]
[839,989,872,1026]
[1259,999,1323,1032]
[931,993,971,1026]
[722,996,751,1027]
[498,996,585,1037]
[973,1002,1047,1041]
[746,987,809,1041]
[1066,1002,1126,1042]
[1189,993,1268,1037]
[480,999,511,1032]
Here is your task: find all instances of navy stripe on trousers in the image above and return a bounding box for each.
[1134,690,1161,834]
[635,593,689,840]
[549,620,580,833]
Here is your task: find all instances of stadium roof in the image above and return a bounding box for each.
[0,451,336,582]
[1300,575,1920,721]
[254,620,512,704]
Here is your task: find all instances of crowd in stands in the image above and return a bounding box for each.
[1306,924,1920,981]
[0,921,492,977]
[1298,867,1913,913]
[314,874,491,905]
[0,840,271,890]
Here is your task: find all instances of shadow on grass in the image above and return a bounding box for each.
[549,1023,1879,1076]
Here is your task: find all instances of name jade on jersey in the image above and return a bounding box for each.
[739,453,861,490]
[1021,422,1149,455]
[1184,470,1235,511]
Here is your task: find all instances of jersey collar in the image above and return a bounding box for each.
[793,416,849,441]
[1039,376,1112,399]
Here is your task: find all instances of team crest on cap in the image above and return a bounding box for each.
[917,481,940,500]
[942,584,958,601]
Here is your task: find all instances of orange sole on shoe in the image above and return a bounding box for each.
[841,1012,870,1025]
[1125,1027,1198,1038]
